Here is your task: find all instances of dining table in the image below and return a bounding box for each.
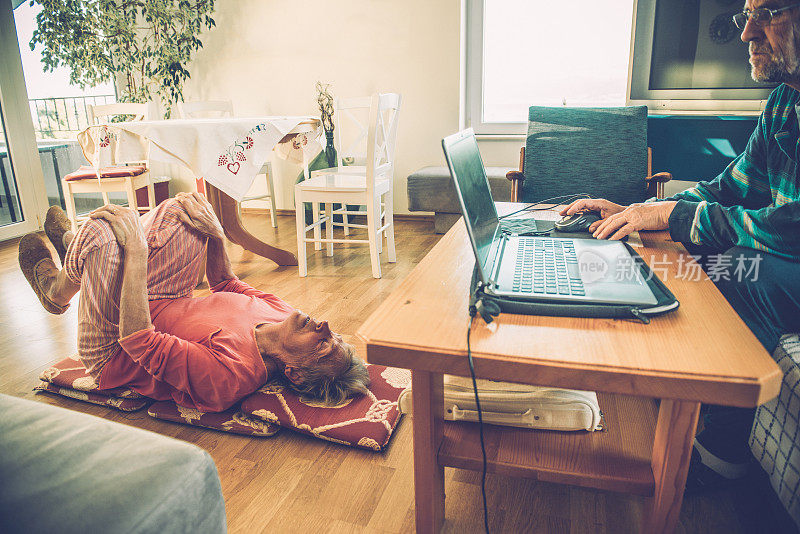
[77,116,323,265]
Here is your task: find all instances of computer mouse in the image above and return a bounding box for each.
[554,210,602,233]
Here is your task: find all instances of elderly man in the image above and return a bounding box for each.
[561,0,800,491]
[18,193,369,412]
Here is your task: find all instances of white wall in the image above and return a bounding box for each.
[165,1,695,212]
[176,0,462,214]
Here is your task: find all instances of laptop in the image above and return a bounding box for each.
[442,129,657,306]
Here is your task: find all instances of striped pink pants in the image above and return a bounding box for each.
[64,199,206,378]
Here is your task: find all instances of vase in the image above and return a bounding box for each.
[324,130,337,168]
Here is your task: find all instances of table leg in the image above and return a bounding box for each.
[645,399,701,533]
[205,183,298,266]
[412,370,445,534]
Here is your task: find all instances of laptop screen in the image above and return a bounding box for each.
[442,129,500,280]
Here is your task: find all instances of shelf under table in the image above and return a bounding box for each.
[438,393,658,496]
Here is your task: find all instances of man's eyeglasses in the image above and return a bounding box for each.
[732,2,800,29]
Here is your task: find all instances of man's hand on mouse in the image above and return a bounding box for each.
[560,198,677,240]
[560,199,625,220]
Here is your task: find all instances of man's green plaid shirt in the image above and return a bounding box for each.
[666,83,800,259]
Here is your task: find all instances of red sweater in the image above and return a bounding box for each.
[98,278,294,411]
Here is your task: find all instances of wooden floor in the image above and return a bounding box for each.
[0,211,794,534]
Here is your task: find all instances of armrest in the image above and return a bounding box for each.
[645,172,672,183]
[645,172,672,199]
[506,170,524,203]
[506,170,524,182]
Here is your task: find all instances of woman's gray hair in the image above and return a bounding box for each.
[289,341,370,406]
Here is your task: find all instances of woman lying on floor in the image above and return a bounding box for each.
[18,193,369,412]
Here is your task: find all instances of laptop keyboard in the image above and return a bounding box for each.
[512,238,585,296]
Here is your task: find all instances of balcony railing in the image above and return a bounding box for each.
[29,95,116,139]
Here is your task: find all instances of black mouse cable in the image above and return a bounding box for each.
[525,193,593,213]
[466,312,490,534]
[524,192,592,212]
[497,193,591,220]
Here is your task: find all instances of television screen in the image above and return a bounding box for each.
[628,0,776,113]
[650,0,764,90]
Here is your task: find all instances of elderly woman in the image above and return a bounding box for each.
[19,193,369,411]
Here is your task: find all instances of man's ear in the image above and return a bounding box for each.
[284,365,304,385]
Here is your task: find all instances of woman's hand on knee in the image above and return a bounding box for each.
[89,204,147,253]
[175,192,225,241]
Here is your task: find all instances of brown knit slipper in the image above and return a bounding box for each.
[18,233,69,315]
[44,205,71,265]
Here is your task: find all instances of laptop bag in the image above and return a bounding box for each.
[397,375,604,432]
[470,241,680,324]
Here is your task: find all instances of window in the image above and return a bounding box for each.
[15,2,117,141]
[466,0,636,135]
[10,1,118,222]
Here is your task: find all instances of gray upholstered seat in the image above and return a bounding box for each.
[520,106,650,205]
[0,394,226,533]
[407,166,513,233]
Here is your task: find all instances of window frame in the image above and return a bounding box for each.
[464,0,528,136]
[465,0,638,137]
[0,0,49,240]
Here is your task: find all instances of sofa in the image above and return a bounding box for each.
[407,166,514,233]
[750,335,800,529]
[0,394,226,533]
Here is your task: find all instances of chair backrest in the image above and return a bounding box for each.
[176,100,234,119]
[329,93,400,192]
[366,93,401,188]
[521,105,648,205]
[88,103,148,124]
[333,96,372,167]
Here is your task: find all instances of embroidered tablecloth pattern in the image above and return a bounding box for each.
[77,117,322,201]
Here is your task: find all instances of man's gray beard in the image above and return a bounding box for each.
[751,32,800,84]
[752,58,792,83]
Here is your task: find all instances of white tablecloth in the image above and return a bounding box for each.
[77,117,322,201]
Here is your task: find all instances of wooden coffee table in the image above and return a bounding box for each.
[357,205,782,533]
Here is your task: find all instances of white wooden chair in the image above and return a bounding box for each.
[62,103,156,233]
[178,100,278,227]
[308,96,371,236]
[295,93,401,278]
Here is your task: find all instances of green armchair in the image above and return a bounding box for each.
[506,105,672,203]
